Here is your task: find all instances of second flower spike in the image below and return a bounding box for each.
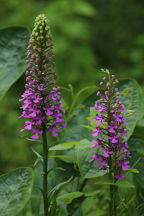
[89,69,131,180]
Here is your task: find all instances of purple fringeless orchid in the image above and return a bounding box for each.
[19,14,66,139]
[89,69,131,180]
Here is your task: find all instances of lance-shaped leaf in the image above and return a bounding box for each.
[128,136,144,187]
[0,27,29,101]
[75,139,106,179]
[57,192,84,204]
[118,80,144,137]
[0,167,33,216]
[49,141,80,151]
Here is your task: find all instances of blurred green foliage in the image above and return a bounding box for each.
[0,0,144,174]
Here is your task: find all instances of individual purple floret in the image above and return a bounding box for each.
[19,14,66,139]
[89,69,131,180]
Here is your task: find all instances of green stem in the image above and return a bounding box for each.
[107,72,117,216]
[113,181,117,216]
[42,123,48,216]
[109,169,113,215]
[79,179,87,192]
[109,170,117,216]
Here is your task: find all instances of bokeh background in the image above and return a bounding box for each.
[0,0,144,173]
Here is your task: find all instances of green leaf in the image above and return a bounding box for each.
[64,94,96,141]
[32,148,43,167]
[31,158,56,216]
[82,197,105,216]
[48,155,72,159]
[0,27,29,100]
[137,118,144,127]
[128,136,144,187]
[81,125,94,130]
[32,148,43,162]
[116,180,135,188]
[48,176,73,203]
[94,178,114,185]
[49,193,57,216]
[121,88,131,95]
[128,168,139,174]
[118,80,144,137]
[75,139,107,179]
[31,163,43,216]
[0,167,33,216]
[57,192,84,204]
[49,142,80,151]
[93,174,134,188]
[84,190,100,197]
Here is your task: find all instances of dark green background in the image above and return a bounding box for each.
[0,0,144,173]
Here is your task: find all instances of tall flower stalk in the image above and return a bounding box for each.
[19,14,65,216]
[89,69,131,216]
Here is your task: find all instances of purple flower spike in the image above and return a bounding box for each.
[19,14,65,139]
[89,70,131,180]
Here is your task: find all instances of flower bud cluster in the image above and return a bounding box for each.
[19,14,65,139]
[89,71,131,179]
